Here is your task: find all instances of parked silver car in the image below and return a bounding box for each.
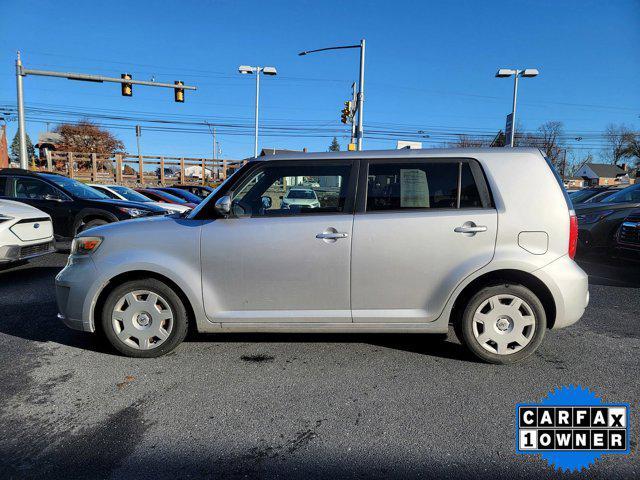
[56,148,588,363]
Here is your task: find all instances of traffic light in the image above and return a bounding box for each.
[341,101,352,124]
[174,81,185,103]
[121,73,132,97]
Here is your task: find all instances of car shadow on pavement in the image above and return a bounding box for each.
[191,332,479,363]
[0,265,111,355]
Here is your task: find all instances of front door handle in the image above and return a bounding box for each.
[316,232,348,240]
[454,222,487,236]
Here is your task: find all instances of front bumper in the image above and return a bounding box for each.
[532,255,589,329]
[55,255,99,332]
[0,240,55,263]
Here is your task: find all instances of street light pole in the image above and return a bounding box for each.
[254,69,260,158]
[299,40,366,151]
[15,52,28,169]
[239,65,277,158]
[510,73,519,148]
[495,68,539,148]
[356,39,365,151]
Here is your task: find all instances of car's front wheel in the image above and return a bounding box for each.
[100,278,189,358]
[455,284,546,364]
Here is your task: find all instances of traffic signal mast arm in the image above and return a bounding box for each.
[19,67,197,91]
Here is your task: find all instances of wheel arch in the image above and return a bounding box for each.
[93,270,197,335]
[74,209,118,235]
[449,269,557,329]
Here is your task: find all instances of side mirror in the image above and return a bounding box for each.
[214,195,231,217]
[261,195,272,209]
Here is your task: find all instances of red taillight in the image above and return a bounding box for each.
[568,213,578,259]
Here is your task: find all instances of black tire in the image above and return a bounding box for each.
[100,278,189,358]
[79,218,109,233]
[454,284,546,364]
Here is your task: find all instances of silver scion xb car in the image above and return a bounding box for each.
[56,148,588,363]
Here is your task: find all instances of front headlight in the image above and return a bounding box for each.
[576,210,614,225]
[71,236,103,255]
[118,207,149,218]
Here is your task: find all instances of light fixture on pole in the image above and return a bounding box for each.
[495,68,539,147]
[238,65,277,158]
[299,39,366,151]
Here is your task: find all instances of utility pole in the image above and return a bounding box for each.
[14,52,197,170]
[135,125,142,158]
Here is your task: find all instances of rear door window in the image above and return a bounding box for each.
[365,159,488,211]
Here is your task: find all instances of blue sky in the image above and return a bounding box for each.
[1,0,639,161]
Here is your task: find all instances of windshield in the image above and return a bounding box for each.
[583,190,616,204]
[164,188,201,203]
[287,189,315,199]
[149,190,189,204]
[570,189,599,204]
[112,186,152,203]
[603,184,640,204]
[42,174,109,200]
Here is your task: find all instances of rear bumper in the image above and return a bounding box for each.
[532,255,589,329]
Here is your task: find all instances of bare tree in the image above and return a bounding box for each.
[601,123,632,165]
[516,121,566,167]
[537,121,565,165]
[621,131,640,164]
[450,134,488,148]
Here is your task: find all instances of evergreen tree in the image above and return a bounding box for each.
[328,137,340,152]
[10,131,35,162]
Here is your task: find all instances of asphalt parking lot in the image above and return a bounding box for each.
[0,253,638,479]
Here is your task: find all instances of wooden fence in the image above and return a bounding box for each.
[37,151,246,186]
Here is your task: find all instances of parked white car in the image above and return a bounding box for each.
[282,188,321,209]
[0,199,55,264]
[89,184,191,214]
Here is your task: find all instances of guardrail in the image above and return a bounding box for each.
[38,151,246,186]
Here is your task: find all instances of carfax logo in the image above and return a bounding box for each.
[516,385,631,472]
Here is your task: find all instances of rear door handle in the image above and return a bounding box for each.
[454,225,487,233]
[316,232,349,239]
[454,222,487,236]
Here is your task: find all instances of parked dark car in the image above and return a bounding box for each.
[569,186,616,204]
[135,188,198,209]
[152,187,203,204]
[575,183,640,256]
[172,184,217,199]
[614,208,640,261]
[0,169,166,244]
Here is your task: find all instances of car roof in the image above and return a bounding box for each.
[251,147,543,162]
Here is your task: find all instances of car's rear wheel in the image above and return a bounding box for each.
[454,284,546,364]
[100,279,189,358]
